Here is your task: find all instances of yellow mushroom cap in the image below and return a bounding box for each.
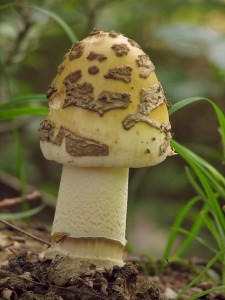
[40,30,173,168]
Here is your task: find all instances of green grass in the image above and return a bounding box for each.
[165,97,225,292]
[0,203,46,220]
[175,247,225,299]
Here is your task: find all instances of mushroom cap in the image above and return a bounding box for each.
[40,30,173,168]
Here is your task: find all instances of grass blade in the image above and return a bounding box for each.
[0,203,46,220]
[169,97,225,161]
[185,167,206,200]
[186,285,225,300]
[0,94,47,109]
[201,209,223,250]
[162,196,201,260]
[169,97,207,115]
[171,140,225,198]
[173,226,217,254]
[173,214,205,257]
[0,107,48,120]
[175,248,225,300]
[26,5,77,43]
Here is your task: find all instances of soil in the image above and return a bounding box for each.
[0,220,224,300]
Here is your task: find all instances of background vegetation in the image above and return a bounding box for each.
[0,0,224,265]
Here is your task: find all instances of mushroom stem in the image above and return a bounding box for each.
[45,165,129,267]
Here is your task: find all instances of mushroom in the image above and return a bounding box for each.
[39,30,174,272]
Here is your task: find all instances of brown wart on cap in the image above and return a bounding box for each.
[61,66,132,115]
[160,133,171,156]
[69,42,84,60]
[64,128,109,157]
[88,66,100,74]
[89,28,101,36]
[63,70,82,87]
[94,91,131,116]
[63,86,131,116]
[46,80,58,99]
[108,30,119,38]
[57,63,65,75]
[63,82,94,109]
[139,84,165,115]
[39,120,109,157]
[122,83,171,155]
[136,54,155,78]
[122,83,167,129]
[123,112,171,156]
[127,38,141,49]
[111,43,130,56]
[39,120,55,142]
[39,120,64,146]
[87,51,107,62]
[123,113,162,132]
[104,66,132,83]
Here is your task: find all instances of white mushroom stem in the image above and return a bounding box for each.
[45,165,129,267]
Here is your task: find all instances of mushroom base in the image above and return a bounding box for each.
[44,236,124,269]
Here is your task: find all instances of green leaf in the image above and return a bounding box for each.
[169,97,206,115]
[173,226,217,254]
[0,107,48,121]
[201,209,223,250]
[0,94,47,110]
[172,140,225,248]
[185,167,206,200]
[171,140,225,198]
[173,216,205,257]
[169,97,225,161]
[26,5,77,43]
[162,196,201,260]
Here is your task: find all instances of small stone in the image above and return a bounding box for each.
[164,287,178,299]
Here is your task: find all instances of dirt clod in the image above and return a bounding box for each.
[0,252,166,299]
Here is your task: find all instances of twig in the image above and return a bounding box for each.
[0,191,42,209]
[5,6,33,66]
[0,219,50,246]
[0,170,57,208]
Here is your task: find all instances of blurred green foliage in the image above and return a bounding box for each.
[0,0,225,259]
